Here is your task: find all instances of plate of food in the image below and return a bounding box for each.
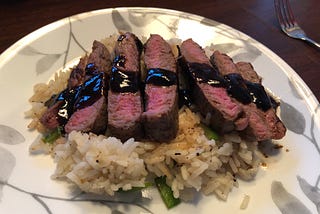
[0,7,319,214]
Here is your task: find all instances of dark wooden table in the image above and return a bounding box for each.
[1,0,319,101]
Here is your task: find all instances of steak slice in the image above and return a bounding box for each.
[211,50,286,141]
[68,40,111,88]
[142,34,179,142]
[68,56,88,88]
[65,96,107,134]
[210,51,261,83]
[235,61,261,84]
[40,101,64,130]
[41,41,111,134]
[65,72,108,134]
[180,39,245,133]
[65,41,111,134]
[88,40,112,75]
[107,32,143,141]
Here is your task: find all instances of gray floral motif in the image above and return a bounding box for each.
[128,10,155,27]
[19,47,64,75]
[0,125,25,145]
[19,18,87,74]
[297,176,320,213]
[0,146,16,201]
[19,46,43,56]
[280,100,306,134]
[36,54,61,75]
[211,43,241,54]
[1,184,153,213]
[272,103,320,212]
[271,181,312,214]
[112,10,132,32]
[232,39,262,62]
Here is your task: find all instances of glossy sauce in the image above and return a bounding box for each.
[178,89,193,108]
[246,82,271,111]
[145,68,177,86]
[186,62,272,111]
[110,68,139,93]
[85,63,99,76]
[49,64,105,125]
[188,63,225,87]
[56,87,81,125]
[224,73,251,105]
[110,52,140,93]
[113,55,126,68]
[74,72,104,110]
[117,34,126,42]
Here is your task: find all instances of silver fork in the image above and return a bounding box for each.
[274,0,320,49]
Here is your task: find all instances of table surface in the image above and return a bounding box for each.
[0,0,319,101]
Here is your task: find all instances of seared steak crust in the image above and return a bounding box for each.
[210,51,261,84]
[180,39,245,133]
[41,41,111,134]
[107,32,143,141]
[180,39,286,140]
[142,34,179,142]
[210,50,286,141]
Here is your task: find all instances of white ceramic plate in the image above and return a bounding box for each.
[0,7,319,214]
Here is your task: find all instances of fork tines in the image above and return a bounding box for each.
[274,0,297,30]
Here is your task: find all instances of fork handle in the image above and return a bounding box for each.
[302,37,320,50]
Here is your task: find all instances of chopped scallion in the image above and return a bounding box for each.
[155,176,180,209]
[200,123,219,140]
[42,127,62,144]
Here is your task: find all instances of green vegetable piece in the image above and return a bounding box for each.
[200,123,219,140]
[155,176,180,209]
[42,127,62,144]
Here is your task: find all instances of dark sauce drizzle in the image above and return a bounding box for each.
[117,34,126,42]
[188,63,226,87]
[178,89,193,108]
[74,72,104,110]
[55,87,81,125]
[186,62,272,111]
[224,73,251,105]
[117,34,143,54]
[110,55,139,93]
[47,63,105,126]
[145,68,177,86]
[110,68,139,93]
[111,34,143,93]
[85,63,99,76]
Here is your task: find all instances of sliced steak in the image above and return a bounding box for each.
[235,61,261,84]
[41,41,111,134]
[211,50,286,141]
[210,51,261,83]
[65,72,108,134]
[87,40,112,75]
[68,56,88,88]
[107,32,143,141]
[68,40,111,88]
[180,39,245,133]
[40,101,65,130]
[142,34,179,142]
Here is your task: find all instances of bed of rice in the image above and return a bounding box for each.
[26,35,262,202]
